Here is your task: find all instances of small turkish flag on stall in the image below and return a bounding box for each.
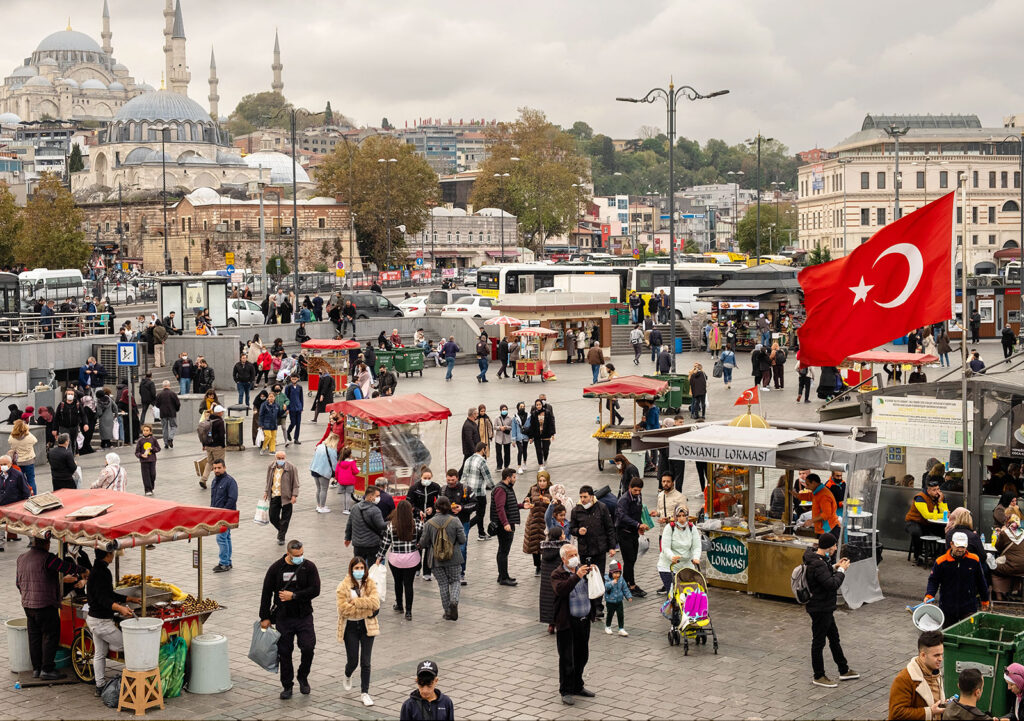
[734,386,760,406]
[797,191,956,367]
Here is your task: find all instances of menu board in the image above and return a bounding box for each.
[872,396,972,451]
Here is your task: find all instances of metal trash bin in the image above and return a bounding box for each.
[394,348,425,377]
[188,633,232,694]
[224,416,244,450]
[6,618,31,673]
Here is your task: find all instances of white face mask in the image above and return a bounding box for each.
[0,465,9,473]
[372,496,381,504]
[581,501,593,509]
[567,556,580,569]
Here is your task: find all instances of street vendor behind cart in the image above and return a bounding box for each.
[87,548,139,695]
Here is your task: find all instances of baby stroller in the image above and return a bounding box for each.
[661,566,718,655]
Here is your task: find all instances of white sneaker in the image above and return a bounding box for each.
[539,465,546,472]
[618,628,629,637]
[343,676,352,691]
[342,509,350,515]
[604,626,613,635]
[361,693,374,707]
[321,507,331,513]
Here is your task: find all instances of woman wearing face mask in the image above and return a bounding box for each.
[336,556,381,707]
[994,508,1024,600]
[656,505,702,594]
[493,405,513,472]
[522,471,553,574]
[511,402,529,474]
[527,400,555,471]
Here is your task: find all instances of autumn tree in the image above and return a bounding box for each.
[0,182,21,267]
[315,135,437,269]
[16,173,89,268]
[470,107,591,252]
[735,200,798,256]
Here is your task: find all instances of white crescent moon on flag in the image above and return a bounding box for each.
[872,243,924,308]
[743,390,754,401]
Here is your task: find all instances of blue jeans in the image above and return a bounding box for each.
[651,344,659,362]
[630,308,639,324]
[179,377,191,395]
[236,381,251,405]
[723,367,733,384]
[940,353,950,367]
[287,409,302,442]
[461,521,470,574]
[445,356,455,380]
[21,464,35,494]
[477,357,489,381]
[591,364,600,383]
[216,529,231,566]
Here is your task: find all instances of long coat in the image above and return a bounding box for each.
[538,538,568,624]
[522,484,552,555]
[564,331,577,358]
[96,396,115,441]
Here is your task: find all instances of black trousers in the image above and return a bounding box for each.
[798,376,812,399]
[140,462,156,493]
[24,606,59,673]
[535,439,551,465]
[495,443,510,471]
[906,520,929,559]
[605,601,624,629]
[269,497,293,542]
[556,616,591,695]
[515,441,529,465]
[691,394,706,419]
[472,495,488,537]
[495,527,515,580]
[343,620,374,694]
[618,530,639,587]
[353,544,380,564]
[389,564,416,610]
[808,610,849,679]
[277,614,315,688]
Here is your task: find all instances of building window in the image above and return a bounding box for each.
[860,208,870,225]
[180,218,185,231]
[1003,171,1009,189]
[957,235,962,245]
[957,206,963,224]
[860,172,869,189]
[940,171,948,188]
[318,217,325,229]
[234,220,241,231]
[1003,200,1021,212]
[187,217,191,231]
[877,172,886,190]
[989,234,996,245]
[972,206,978,225]
[990,171,997,188]
[972,234,978,245]
[861,237,869,245]
[877,207,886,225]
[104,222,110,232]
[916,171,925,189]
[1016,171,1021,189]
[203,220,207,230]
[973,170,979,188]
[989,206,996,224]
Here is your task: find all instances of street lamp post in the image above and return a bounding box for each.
[150,124,171,273]
[837,157,853,257]
[378,157,397,267]
[494,172,509,262]
[727,170,744,249]
[770,181,785,253]
[571,183,585,257]
[884,123,910,221]
[746,134,773,265]
[618,81,729,371]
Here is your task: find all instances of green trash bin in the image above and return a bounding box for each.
[943,612,1024,717]
[394,348,425,377]
[374,350,396,375]
[644,373,691,414]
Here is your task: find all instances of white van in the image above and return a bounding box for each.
[19,268,89,304]
[653,285,712,320]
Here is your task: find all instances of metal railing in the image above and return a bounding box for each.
[0,313,119,342]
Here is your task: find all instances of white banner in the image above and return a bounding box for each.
[872,396,972,451]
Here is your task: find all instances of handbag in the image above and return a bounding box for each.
[254,498,270,525]
[486,521,499,537]
[712,359,723,378]
[368,562,387,603]
[586,565,605,600]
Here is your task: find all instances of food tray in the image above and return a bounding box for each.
[115,585,173,604]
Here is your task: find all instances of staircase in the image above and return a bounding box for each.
[610,322,695,357]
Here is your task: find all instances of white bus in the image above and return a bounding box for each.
[19,268,89,304]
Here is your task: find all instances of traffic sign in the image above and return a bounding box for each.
[225,252,235,265]
[117,343,138,367]
[681,213,706,219]
[336,261,345,270]
[632,249,640,258]
[335,269,346,278]
[415,258,424,266]
[275,258,281,270]
[226,264,236,274]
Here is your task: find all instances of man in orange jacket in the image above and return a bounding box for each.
[801,473,840,538]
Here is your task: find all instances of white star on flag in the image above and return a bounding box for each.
[849,277,874,304]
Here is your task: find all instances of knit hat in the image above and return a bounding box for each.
[1006,663,1024,697]
[608,559,622,574]
[818,533,837,550]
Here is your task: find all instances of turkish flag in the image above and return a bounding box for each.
[734,386,760,406]
[797,191,956,367]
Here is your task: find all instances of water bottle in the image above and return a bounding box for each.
[943,510,948,521]
[13,682,20,690]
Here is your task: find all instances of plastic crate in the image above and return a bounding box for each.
[943,612,1024,716]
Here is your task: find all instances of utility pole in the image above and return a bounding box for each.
[290,110,299,292]
[884,123,910,221]
[257,166,267,296]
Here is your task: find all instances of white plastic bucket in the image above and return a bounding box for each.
[913,603,945,632]
[6,618,31,673]
[120,617,164,671]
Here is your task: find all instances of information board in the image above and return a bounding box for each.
[872,396,972,451]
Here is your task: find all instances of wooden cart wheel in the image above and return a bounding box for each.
[71,627,95,683]
[597,458,604,471]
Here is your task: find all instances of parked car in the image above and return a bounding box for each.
[399,295,429,318]
[424,289,475,315]
[464,270,478,287]
[440,295,497,319]
[226,298,264,326]
[341,292,404,319]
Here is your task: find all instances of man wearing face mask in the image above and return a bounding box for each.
[570,485,616,594]
[262,451,299,546]
[801,532,858,688]
[551,543,597,706]
[259,540,321,699]
[172,352,193,395]
[54,389,86,455]
[924,531,990,629]
[345,484,387,561]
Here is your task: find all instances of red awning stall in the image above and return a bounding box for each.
[583,375,669,470]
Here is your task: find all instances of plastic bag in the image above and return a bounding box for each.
[641,505,654,530]
[247,620,281,672]
[158,636,187,697]
[255,428,265,446]
[153,407,160,420]
[586,565,604,600]
[254,498,270,525]
[368,562,387,603]
[100,672,122,707]
[638,534,651,555]
[72,466,83,488]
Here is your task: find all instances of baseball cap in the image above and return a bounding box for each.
[212,405,226,414]
[926,478,941,488]
[416,660,438,680]
[952,532,969,548]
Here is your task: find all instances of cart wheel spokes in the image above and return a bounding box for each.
[71,628,95,683]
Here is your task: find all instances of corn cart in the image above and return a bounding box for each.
[0,489,238,684]
[326,393,451,501]
[302,338,360,398]
[840,350,939,390]
[583,375,668,471]
[513,327,558,382]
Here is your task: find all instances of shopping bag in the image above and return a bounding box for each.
[247,620,280,672]
[72,466,83,488]
[194,456,208,478]
[111,418,121,440]
[368,562,388,603]
[254,498,270,525]
[586,565,604,600]
[76,432,85,450]
[256,428,265,446]
[641,504,655,530]
[712,359,723,378]
[153,407,160,421]
[638,534,651,555]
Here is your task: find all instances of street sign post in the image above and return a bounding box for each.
[225,252,235,266]
[415,258,424,266]
[117,343,138,367]
[226,264,236,274]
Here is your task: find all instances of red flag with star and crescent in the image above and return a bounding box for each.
[796,190,956,367]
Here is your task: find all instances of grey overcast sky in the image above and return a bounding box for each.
[5,0,1023,152]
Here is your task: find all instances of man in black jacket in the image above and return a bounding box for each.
[47,433,77,491]
[461,407,480,465]
[199,406,226,490]
[803,533,857,688]
[54,389,85,454]
[442,469,475,584]
[615,478,648,597]
[86,548,137,693]
[551,543,597,706]
[312,371,334,423]
[491,468,529,586]
[155,381,180,448]
[570,484,617,580]
[233,352,256,406]
[259,540,321,699]
[139,372,156,426]
[193,357,215,396]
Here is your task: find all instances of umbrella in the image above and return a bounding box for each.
[485,315,522,326]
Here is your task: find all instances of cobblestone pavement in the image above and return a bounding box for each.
[0,342,1013,720]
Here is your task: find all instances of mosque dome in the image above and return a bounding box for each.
[111,63,129,73]
[57,77,79,88]
[114,90,212,124]
[243,151,311,184]
[216,150,248,166]
[137,82,154,92]
[145,149,174,164]
[24,76,52,87]
[107,81,125,92]
[122,147,150,165]
[80,78,106,91]
[187,187,221,204]
[10,66,38,78]
[0,113,22,125]
[36,30,103,54]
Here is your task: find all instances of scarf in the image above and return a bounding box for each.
[915,657,941,703]
[517,407,527,425]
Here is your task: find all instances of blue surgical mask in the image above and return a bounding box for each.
[501,410,508,416]
[291,555,304,565]
[276,460,285,467]
[353,569,365,580]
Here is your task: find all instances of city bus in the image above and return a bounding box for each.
[477,263,629,300]
[629,262,747,319]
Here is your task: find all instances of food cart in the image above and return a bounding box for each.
[841,351,939,390]
[302,338,360,397]
[662,420,886,607]
[513,327,558,382]
[0,489,238,684]
[326,393,451,500]
[583,376,668,471]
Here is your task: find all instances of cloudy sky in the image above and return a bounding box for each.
[5,0,1023,152]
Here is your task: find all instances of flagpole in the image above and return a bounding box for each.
[959,174,971,513]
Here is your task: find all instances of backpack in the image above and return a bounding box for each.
[775,348,787,365]
[791,564,812,605]
[431,517,455,562]
[712,359,723,378]
[197,416,213,445]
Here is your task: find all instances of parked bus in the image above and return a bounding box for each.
[476,263,629,301]
[19,268,88,304]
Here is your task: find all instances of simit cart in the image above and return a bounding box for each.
[326,393,451,501]
[302,338,360,397]
[0,488,238,684]
[513,327,558,382]
[583,375,668,471]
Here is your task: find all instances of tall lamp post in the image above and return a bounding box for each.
[494,172,509,261]
[837,157,853,256]
[770,180,785,253]
[571,183,586,257]
[746,134,773,266]
[378,157,397,266]
[150,124,171,273]
[617,81,729,371]
[884,123,910,221]
[727,170,744,249]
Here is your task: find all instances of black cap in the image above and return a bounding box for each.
[926,478,941,487]
[416,660,439,679]
[818,533,837,550]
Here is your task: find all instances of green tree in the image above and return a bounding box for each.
[567,121,593,141]
[0,182,21,267]
[227,91,292,136]
[16,173,89,268]
[315,135,437,269]
[381,117,392,130]
[806,244,832,266]
[324,101,333,126]
[683,240,699,253]
[735,201,798,256]
[68,143,84,173]
[469,107,591,252]
[267,255,289,276]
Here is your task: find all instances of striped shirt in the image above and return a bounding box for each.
[377,518,423,563]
